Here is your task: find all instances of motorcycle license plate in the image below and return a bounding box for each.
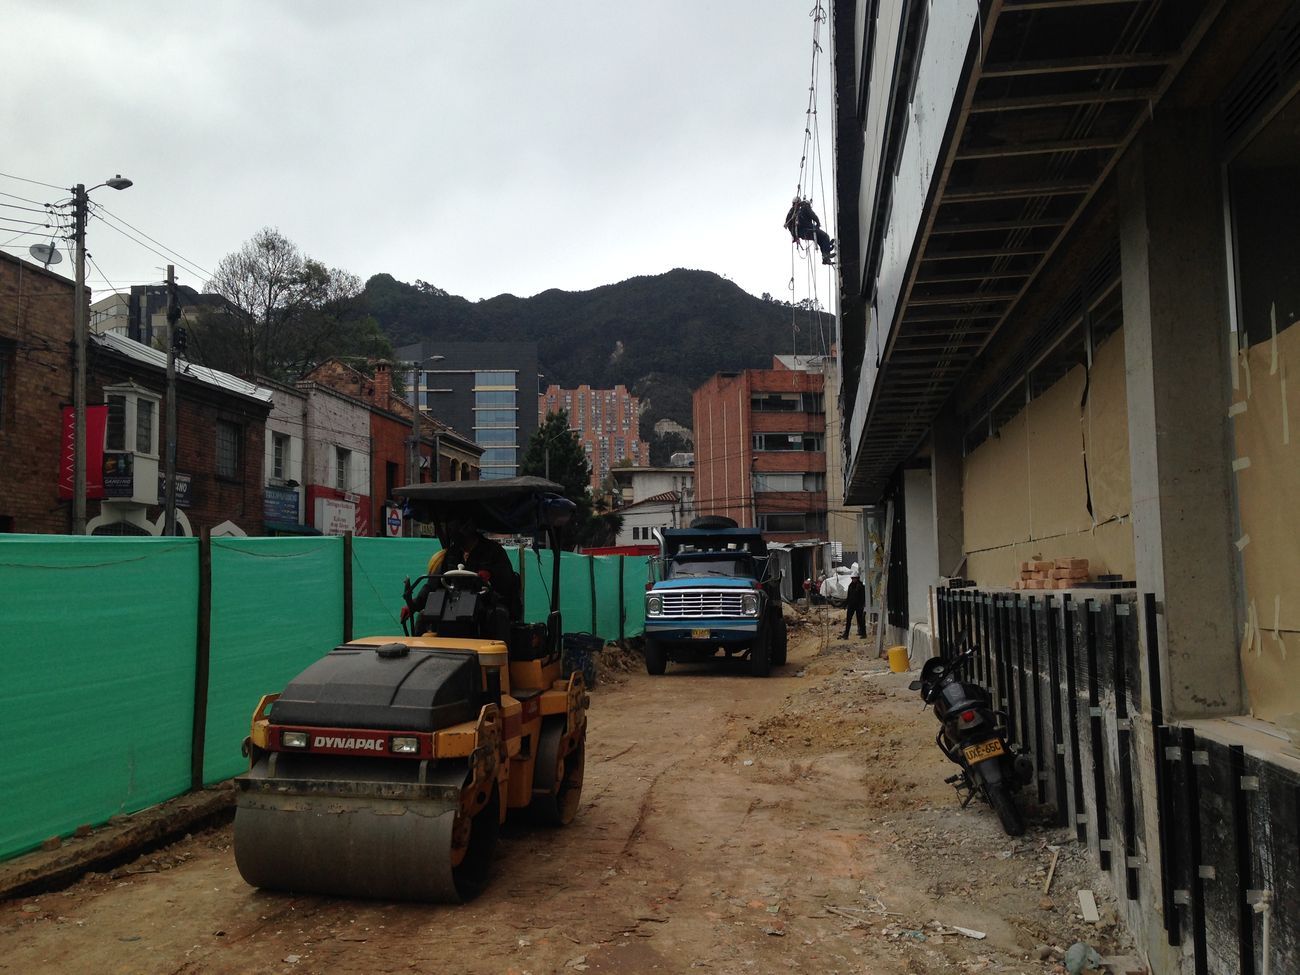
[962,739,1006,765]
[691,628,710,639]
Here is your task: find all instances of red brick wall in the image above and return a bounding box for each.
[370,410,411,530]
[0,256,77,533]
[88,349,270,535]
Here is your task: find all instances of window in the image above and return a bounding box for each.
[752,432,824,452]
[474,409,516,427]
[216,420,241,479]
[272,432,290,480]
[475,390,516,408]
[104,385,159,457]
[753,472,826,492]
[758,512,827,533]
[106,394,127,451]
[135,399,154,454]
[474,371,516,388]
[474,427,515,445]
[335,447,351,491]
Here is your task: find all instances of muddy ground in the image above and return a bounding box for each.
[0,613,1134,974]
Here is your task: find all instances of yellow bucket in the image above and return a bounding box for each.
[887,644,909,673]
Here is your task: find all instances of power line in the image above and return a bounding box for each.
[0,201,54,216]
[0,170,65,191]
[91,202,213,280]
[0,188,48,206]
[87,207,209,283]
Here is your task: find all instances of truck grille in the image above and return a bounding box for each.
[659,590,746,618]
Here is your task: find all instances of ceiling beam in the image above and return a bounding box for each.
[943,181,1093,202]
[920,246,1049,261]
[930,217,1067,234]
[981,52,1177,79]
[969,87,1152,113]
[915,270,1033,284]
[907,292,1019,307]
[955,136,1124,159]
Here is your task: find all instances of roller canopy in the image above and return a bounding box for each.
[395,477,571,534]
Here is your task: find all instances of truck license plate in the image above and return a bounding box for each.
[962,739,1006,765]
[691,628,710,639]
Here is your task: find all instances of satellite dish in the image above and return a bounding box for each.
[28,243,62,268]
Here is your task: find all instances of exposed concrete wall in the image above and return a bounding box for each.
[930,412,964,579]
[1118,109,1243,720]
[903,468,936,629]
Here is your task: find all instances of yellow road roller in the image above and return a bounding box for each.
[233,477,586,902]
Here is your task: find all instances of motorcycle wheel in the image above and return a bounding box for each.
[986,783,1025,837]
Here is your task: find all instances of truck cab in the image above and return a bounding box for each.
[642,519,787,677]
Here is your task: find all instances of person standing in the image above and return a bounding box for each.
[841,570,866,639]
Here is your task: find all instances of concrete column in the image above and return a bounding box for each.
[903,467,937,630]
[930,413,965,579]
[1119,108,1244,718]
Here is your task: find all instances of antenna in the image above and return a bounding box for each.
[28,242,62,268]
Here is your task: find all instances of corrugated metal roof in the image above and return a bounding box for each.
[92,332,274,404]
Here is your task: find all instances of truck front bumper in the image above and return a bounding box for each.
[643,619,759,645]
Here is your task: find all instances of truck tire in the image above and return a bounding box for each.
[771,614,788,667]
[749,627,771,678]
[644,637,667,675]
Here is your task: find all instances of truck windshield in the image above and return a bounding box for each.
[667,556,756,579]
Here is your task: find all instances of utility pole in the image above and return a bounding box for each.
[163,265,180,535]
[71,184,88,535]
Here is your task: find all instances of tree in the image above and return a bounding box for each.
[520,410,623,549]
[189,228,391,380]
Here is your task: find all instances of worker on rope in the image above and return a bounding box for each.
[783,196,835,265]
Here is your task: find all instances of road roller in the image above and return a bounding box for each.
[233,477,586,902]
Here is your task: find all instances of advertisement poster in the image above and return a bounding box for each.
[57,405,108,499]
[315,496,356,536]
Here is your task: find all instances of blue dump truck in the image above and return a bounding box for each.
[642,517,787,677]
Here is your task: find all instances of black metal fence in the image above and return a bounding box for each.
[935,588,1299,975]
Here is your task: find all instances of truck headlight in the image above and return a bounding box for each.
[741,594,759,616]
[281,731,308,749]
[391,736,419,754]
[646,594,663,616]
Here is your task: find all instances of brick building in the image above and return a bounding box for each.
[0,254,77,533]
[692,357,827,544]
[538,383,649,492]
[85,333,272,536]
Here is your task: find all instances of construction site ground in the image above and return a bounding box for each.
[0,612,1135,974]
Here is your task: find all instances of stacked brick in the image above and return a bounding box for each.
[1013,557,1090,590]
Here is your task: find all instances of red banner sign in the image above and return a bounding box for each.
[58,405,108,500]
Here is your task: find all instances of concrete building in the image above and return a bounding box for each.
[610,463,694,512]
[831,2,1300,969]
[693,357,827,545]
[395,340,539,479]
[90,283,226,349]
[539,383,649,492]
[614,491,685,547]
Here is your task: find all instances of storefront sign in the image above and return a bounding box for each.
[316,496,356,536]
[102,453,134,499]
[157,472,193,508]
[264,485,301,523]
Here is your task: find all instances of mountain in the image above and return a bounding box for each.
[360,268,833,438]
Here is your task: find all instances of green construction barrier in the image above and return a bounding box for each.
[351,537,441,637]
[203,537,344,784]
[593,556,624,639]
[0,536,199,859]
[623,556,650,637]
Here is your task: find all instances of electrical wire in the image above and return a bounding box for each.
[0,170,65,191]
[0,188,48,206]
[87,205,209,283]
[90,202,213,281]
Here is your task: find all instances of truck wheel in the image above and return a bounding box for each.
[644,637,667,675]
[749,627,771,678]
[772,615,788,667]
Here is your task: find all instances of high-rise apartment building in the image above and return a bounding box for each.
[538,384,650,492]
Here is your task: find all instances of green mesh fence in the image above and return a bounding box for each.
[623,556,650,637]
[0,536,199,860]
[351,538,442,637]
[0,535,648,861]
[203,537,344,784]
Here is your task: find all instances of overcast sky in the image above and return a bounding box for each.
[1,0,836,306]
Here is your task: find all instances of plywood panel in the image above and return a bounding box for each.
[963,411,1029,554]
[1027,364,1092,539]
[1232,319,1300,722]
[1084,330,1132,522]
[964,519,1135,589]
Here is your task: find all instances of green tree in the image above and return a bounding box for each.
[519,410,622,548]
[190,227,390,380]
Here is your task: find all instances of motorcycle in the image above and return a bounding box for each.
[910,640,1034,836]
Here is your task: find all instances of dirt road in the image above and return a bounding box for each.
[1,618,1131,974]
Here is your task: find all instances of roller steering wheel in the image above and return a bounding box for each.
[441,567,489,593]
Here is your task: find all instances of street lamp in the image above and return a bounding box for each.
[71,175,132,535]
